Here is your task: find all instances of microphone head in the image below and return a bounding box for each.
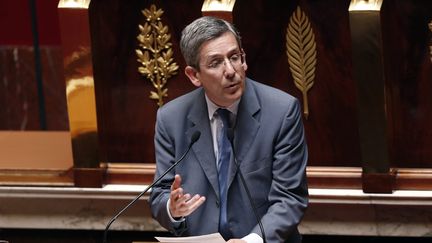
[190,131,201,144]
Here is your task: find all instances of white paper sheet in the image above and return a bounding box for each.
[155,233,226,243]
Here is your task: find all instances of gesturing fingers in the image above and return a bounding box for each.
[171,193,206,217]
[169,174,206,218]
[184,194,206,216]
[171,174,182,191]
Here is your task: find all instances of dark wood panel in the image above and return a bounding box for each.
[90,0,199,163]
[234,0,361,167]
[382,0,432,168]
[89,0,362,167]
[88,0,432,171]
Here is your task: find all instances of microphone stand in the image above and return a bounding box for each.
[102,132,201,243]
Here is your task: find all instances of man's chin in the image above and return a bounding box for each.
[226,93,242,103]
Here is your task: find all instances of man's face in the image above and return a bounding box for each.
[185,32,248,108]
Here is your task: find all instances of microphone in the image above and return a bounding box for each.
[227,129,266,243]
[102,131,201,243]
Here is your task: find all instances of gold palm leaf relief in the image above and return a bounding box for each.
[136,4,179,107]
[286,6,317,119]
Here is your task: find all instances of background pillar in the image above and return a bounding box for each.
[58,0,102,187]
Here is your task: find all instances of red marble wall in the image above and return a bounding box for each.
[0,47,68,130]
[0,0,68,131]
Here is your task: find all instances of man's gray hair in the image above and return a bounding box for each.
[180,16,242,70]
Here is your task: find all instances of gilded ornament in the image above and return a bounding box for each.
[286,6,317,119]
[136,4,179,107]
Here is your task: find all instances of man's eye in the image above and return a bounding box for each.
[208,59,223,68]
[230,54,240,62]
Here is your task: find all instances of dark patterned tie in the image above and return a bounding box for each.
[217,108,232,239]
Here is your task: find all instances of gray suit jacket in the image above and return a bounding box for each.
[149,78,308,243]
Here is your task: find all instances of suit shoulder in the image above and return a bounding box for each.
[158,88,203,114]
[248,79,298,106]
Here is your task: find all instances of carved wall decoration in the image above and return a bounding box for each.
[136,4,179,107]
[286,6,317,120]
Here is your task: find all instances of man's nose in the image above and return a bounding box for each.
[223,58,236,74]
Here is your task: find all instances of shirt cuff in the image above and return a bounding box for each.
[166,198,185,224]
[242,233,263,243]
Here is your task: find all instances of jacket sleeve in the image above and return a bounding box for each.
[148,108,188,235]
[255,99,309,243]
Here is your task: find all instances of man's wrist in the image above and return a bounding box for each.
[166,198,185,223]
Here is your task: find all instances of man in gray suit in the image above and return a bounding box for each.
[149,16,308,243]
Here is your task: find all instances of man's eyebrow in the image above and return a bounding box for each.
[204,54,223,60]
[204,49,241,60]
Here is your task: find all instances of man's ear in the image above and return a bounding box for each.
[241,49,248,71]
[185,66,201,87]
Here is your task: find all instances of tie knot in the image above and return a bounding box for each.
[217,108,231,128]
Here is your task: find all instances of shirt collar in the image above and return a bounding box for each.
[205,95,240,120]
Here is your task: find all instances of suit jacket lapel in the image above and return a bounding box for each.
[228,79,261,188]
[186,89,220,198]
